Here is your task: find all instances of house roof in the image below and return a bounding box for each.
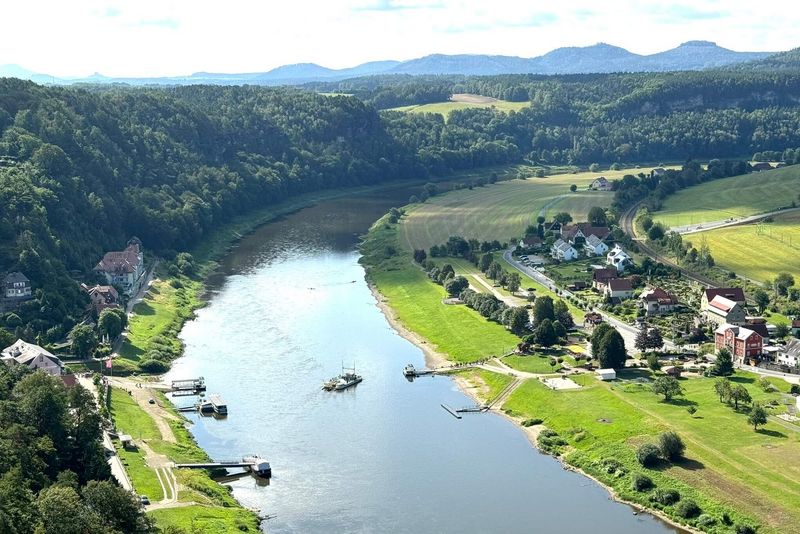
[1,339,62,368]
[607,244,630,259]
[708,295,738,313]
[782,339,800,358]
[88,285,119,302]
[745,322,769,339]
[792,319,800,329]
[585,234,605,248]
[607,278,633,291]
[592,268,618,282]
[522,236,542,246]
[94,244,141,275]
[640,287,678,304]
[715,324,761,342]
[4,271,29,284]
[562,223,611,241]
[704,287,745,304]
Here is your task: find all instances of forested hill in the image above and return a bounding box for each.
[4,71,800,344]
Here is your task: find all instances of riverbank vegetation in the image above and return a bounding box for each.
[503,370,800,533]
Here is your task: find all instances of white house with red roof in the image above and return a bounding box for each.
[604,278,634,301]
[703,295,747,327]
[715,324,763,361]
[94,238,144,296]
[701,288,746,310]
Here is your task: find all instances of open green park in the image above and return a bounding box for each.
[652,165,800,228]
[504,371,800,533]
[388,94,530,119]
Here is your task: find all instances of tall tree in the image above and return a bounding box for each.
[533,296,555,324]
[596,328,627,369]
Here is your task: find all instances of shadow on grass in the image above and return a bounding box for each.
[665,398,699,408]
[617,368,654,380]
[674,457,705,471]
[132,301,156,316]
[756,428,787,438]
[729,375,755,385]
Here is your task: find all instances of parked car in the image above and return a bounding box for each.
[148,398,155,404]
[140,495,150,506]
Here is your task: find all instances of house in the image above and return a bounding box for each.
[584,234,609,257]
[560,223,611,247]
[776,339,800,368]
[592,268,618,290]
[606,244,632,273]
[583,312,604,326]
[589,176,612,191]
[551,239,578,261]
[4,272,32,299]
[663,365,683,378]
[568,280,588,291]
[82,284,120,314]
[519,236,543,248]
[751,162,772,172]
[700,288,746,310]
[640,287,679,315]
[703,295,747,327]
[651,167,667,177]
[94,238,145,296]
[1,339,64,376]
[790,318,800,338]
[744,317,770,340]
[715,324,763,361]
[604,278,634,301]
[596,368,617,381]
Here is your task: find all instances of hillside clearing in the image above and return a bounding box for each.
[387,93,530,118]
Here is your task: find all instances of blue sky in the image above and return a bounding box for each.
[0,0,794,77]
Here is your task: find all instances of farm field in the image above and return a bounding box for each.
[400,167,666,252]
[653,165,800,228]
[691,211,800,283]
[388,93,530,118]
[503,371,800,533]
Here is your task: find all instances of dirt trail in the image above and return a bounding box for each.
[111,377,178,443]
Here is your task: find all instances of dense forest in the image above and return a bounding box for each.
[3,66,800,344]
[0,364,150,532]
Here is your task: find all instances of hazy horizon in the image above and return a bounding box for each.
[0,0,795,78]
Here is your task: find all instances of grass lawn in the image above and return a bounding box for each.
[399,167,668,252]
[653,165,800,228]
[387,99,529,119]
[503,354,562,373]
[690,211,800,283]
[454,368,515,403]
[361,216,521,362]
[148,506,259,534]
[503,371,800,533]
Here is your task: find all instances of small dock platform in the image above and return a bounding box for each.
[170,377,206,392]
[441,404,462,419]
[175,455,271,477]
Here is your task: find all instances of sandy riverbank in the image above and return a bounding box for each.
[368,281,696,534]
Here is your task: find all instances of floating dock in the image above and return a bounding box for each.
[175,455,271,477]
[441,404,462,419]
[170,377,206,392]
[208,394,227,415]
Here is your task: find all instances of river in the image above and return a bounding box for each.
[164,185,680,533]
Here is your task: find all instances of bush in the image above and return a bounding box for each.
[631,473,654,492]
[636,443,661,467]
[539,428,559,438]
[658,431,685,462]
[735,524,757,534]
[521,418,543,427]
[650,488,680,505]
[598,458,625,475]
[675,499,701,519]
[696,514,716,527]
[139,359,170,373]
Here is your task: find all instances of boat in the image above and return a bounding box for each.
[322,363,363,391]
[403,364,416,377]
[242,455,272,477]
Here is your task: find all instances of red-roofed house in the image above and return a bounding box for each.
[94,238,144,296]
[703,295,747,327]
[701,288,746,309]
[640,287,679,315]
[592,268,618,291]
[82,284,120,314]
[715,324,763,361]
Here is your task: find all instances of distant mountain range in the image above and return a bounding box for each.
[0,41,791,86]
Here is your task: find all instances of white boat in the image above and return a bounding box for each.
[403,364,416,377]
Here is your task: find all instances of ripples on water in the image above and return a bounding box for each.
[166,190,680,533]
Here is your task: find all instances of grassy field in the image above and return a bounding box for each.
[503,371,800,533]
[454,368,515,403]
[388,99,529,118]
[361,216,521,362]
[653,165,800,228]
[400,167,664,251]
[503,354,562,373]
[689,211,800,283]
[148,506,259,534]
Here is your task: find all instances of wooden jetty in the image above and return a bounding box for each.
[175,455,271,477]
[440,404,462,419]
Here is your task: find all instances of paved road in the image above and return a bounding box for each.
[670,206,800,236]
[502,249,675,354]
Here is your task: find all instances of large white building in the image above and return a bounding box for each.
[94,238,145,296]
[606,244,632,272]
[1,339,64,376]
[551,239,578,261]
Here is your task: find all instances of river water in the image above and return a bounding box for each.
[165,186,679,533]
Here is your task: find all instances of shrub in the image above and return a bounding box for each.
[675,499,701,519]
[139,359,170,373]
[658,431,685,462]
[696,514,716,527]
[636,443,661,467]
[572,431,587,442]
[734,524,757,534]
[650,488,680,505]
[539,428,559,438]
[631,473,654,492]
[521,418,543,427]
[598,458,625,475]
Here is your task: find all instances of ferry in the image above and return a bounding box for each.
[322,364,363,391]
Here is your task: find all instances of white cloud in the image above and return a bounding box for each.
[0,0,794,77]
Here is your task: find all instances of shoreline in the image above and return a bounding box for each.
[367,280,695,534]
